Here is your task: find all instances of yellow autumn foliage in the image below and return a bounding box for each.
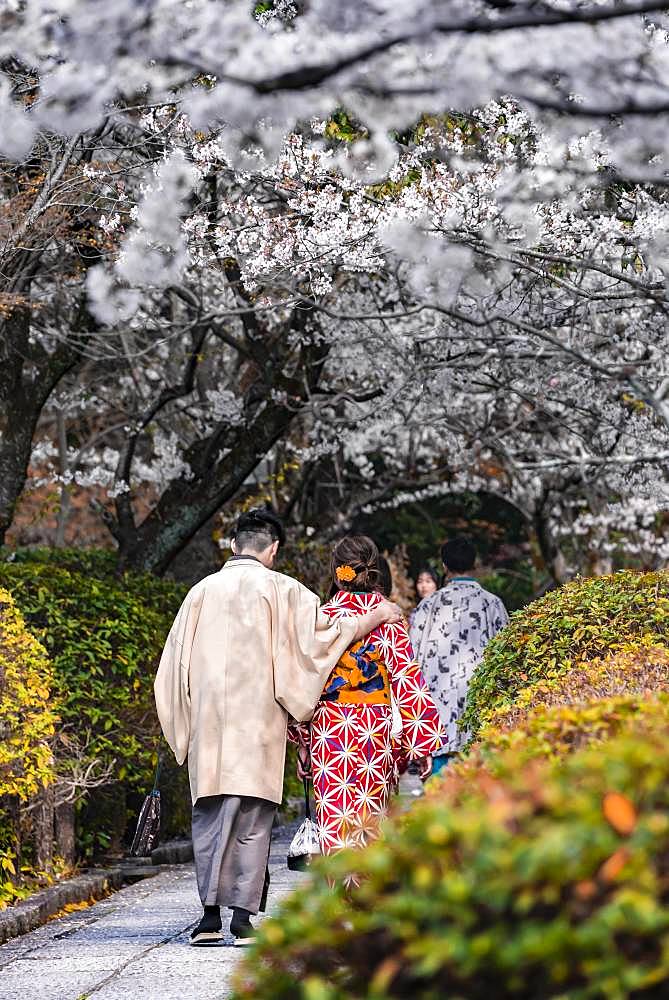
[0,587,56,801]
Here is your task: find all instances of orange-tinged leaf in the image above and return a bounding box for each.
[598,847,631,883]
[574,879,597,900]
[371,957,401,992]
[603,792,637,835]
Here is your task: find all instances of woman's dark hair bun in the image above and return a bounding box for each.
[331,535,381,593]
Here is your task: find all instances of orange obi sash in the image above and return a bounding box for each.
[320,638,391,706]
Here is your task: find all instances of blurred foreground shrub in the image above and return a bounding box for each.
[234,711,669,1000]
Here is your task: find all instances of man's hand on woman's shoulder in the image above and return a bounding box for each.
[350,599,404,642]
[377,600,403,624]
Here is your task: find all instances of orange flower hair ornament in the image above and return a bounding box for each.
[335,564,357,583]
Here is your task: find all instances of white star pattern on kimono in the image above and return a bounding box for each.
[289,590,444,856]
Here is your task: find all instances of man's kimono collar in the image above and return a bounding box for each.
[223,555,264,568]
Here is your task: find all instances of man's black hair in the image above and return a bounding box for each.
[234,507,286,551]
[441,536,476,573]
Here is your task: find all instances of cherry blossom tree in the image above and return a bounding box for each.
[3,3,669,576]
[0,123,118,544]
[3,2,668,173]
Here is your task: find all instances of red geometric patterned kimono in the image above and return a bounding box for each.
[300,590,443,856]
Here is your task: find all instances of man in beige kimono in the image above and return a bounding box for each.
[154,508,401,946]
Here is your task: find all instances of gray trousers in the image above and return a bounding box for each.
[191,794,276,912]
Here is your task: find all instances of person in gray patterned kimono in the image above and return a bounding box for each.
[409,537,508,776]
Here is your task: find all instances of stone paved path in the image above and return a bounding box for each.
[0,775,424,1000]
[0,831,302,1000]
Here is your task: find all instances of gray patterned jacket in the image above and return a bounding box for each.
[409,579,508,754]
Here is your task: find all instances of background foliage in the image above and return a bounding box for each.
[354,492,534,612]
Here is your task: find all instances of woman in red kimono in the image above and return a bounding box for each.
[295,536,443,856]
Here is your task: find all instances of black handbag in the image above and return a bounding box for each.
[130,756,162,857]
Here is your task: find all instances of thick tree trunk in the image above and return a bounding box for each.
[533,503,570,586]
[0,309,41,543]
[0,307,82,545]
[0,412,41,546]
[116,395,303,574]
[54,408,71,548]
[112,310,328,575]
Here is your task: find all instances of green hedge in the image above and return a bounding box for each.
[474,692,669,765]
[1,546,186,618]
[233,711,669,1000]
[0,550,190,856]
[463,570,669,737]
[480,643,669,741]
[0,559,185,788]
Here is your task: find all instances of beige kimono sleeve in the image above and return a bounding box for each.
[154,584,205,765]
[272,581,358,722]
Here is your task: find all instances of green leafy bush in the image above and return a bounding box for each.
[2,546,118,576]
[233,711,669,1000]
[0,560,185,786]
[0,553,189,855]
[0,588,56,906]
[1,546,187,618]
[481,643,669,740]
[0,587,55,800]
[463,570,669,737]
[448,646,669,792]
[475,692,669,764]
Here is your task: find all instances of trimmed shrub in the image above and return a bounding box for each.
[1,546,187,618]
[474,692,669,764]
[481,643,669,740]
[463,570,669,737]
[451,646,669,779]
[0,560,184,787]
[2,546,118,576]
[0,588,55,800]
[233,713,669,1000]
[0,555,189,857]
[0,588,56,906]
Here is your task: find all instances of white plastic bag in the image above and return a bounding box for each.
[287,779,321,871]
[287,816,321,871]
[390,693,403,739]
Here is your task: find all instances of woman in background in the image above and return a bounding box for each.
[409,566,439,627]
[296,536,443,857]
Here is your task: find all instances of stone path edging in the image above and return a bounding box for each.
[0,868,124,946]
[0,840,196,946]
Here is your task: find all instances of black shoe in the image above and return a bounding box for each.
[230,907,257,947]
[190,905,223,946]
